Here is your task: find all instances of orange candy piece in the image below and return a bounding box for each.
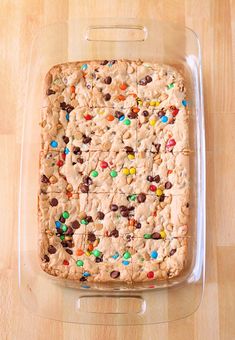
[118,94,126,101]
[76,249,84,256]
[132,107,140,113]
[106,114,115,121]
[119,83,128,90]
[130,93,137,98]
[88,244,94,251]
[70,85,75,93]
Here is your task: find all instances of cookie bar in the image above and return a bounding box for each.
[39,59,190,283]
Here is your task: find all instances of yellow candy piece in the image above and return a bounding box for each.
[156,188,163,196]
[129,167,136,175]
[85,251,91,256]
[149,119,156,126]
[160,230,166,239]
[149,101,156,106]
[99,111,105,115]
[127,154,135,160]
[122,168,130,175]
[155,101,160,106]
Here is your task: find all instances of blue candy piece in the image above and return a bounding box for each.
[50,140,58,148]
[112,252,119,259]
[182,100,187,107]
[83,271,91,277]
[81,63,88,70]
[55,221,61,228]
[119,115,125,121]
[161,116,168,123]
[151,250,158,259]
[81,285,90,289]
[122,260,130,266]
[66,113,70,121]
[64,147,70,155]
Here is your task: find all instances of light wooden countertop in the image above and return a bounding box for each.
[0,1,234,339]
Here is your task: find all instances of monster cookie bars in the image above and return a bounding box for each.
[39,60,189,283]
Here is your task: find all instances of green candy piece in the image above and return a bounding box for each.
[123,118,131,126]
[76,260,84,267]
[60,235,65,240]
[110,170,118,178]
[130,194,137,201]
[123,251,131,259]
[81,219,88,225]
[62,211,69,219]
[167,83,174,89]
[92,249,101,257]
[61,225,67,232]
[91,170,98,177]
[144,233,152,239]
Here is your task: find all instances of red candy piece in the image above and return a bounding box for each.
[61,153,66,160]
[166,138,176,148]
[67,191,73,198]
[149,185,157,192]
[167,169,173,175]
[57,160,64,167]
[84,114,92,120]
[100,161,108,169]
[172,108,179,117]
[63,260,69,265]
[147,271,154,279]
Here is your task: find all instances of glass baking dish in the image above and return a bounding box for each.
[18,18,205,325]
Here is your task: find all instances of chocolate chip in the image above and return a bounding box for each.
[41,175,49,183]
[109,60,116,65]
[186,203,189,208]
[65,249,73,255]
[145,75,152,83]
[48,245,57,254]
[80,276,87,282]
[137,193,146,203]
[124,146,134,154]
[104,76,112,84]
[60,102,67,109]
[88,232,96,242]
[61,241,68,247]
[142,110,149,117]
[104,93,111,101]
[155,144,161,153]
[110,270,120,279]
[77,157,84,164]
[66,241,74,248]
[73,146,81,155]
[170,249,176,256]
[136,222,141,229]
[97,211,105,220]
[165,181,172,189]
[79,183,89,193]
[71,220,80,229]
[139,78,147,86]
[120,205,128,211]
[83,176,93,185]
[65,104,74,113]
[127,111,138,119]
[59,216,66,223]
[120,209,129,217]
[95,257,103,263]
[43,254,50,262]
[65,227,74,235]
[158,110,165,118]
[159,194,165,202]
[154,175,160,183]
[46,89,55,96]
[110,204,118,211]
[62,136,69,144]
[49,198,58,207]
[147,175,154,182]
[83,136,92,144]
[86,216,93,223]
[110,229,119,238]
[151,232,161,239]
[115,111,124,119]
[128,206,135,211]
[100,60,108,65]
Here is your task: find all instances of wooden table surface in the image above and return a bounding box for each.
[0,0,234,339]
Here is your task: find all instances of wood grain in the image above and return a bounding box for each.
[0,0,234,339]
